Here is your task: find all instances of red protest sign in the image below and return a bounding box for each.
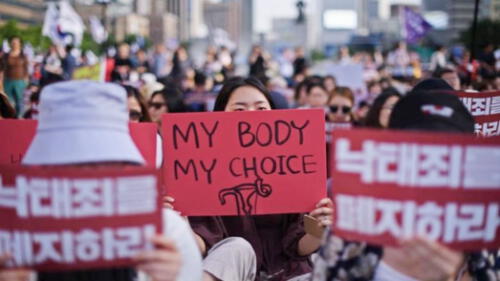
[162,109,327,216]
[0,165,162,271]
[0,120,157,166]
[454,91,500,137]
[330,129,500,251]
[0,119,37,165]
[129,122,158,167]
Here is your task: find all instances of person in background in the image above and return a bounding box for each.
[249,45,268,78]
[148,84,185,125]
[133,49,151,75]
[304,82,329,109]
[257,75,289,110]
[437,68,461,91]
[184,71,212,112]
[111,43,133,82]
[0,58,16,118]
[170,46,192,83]
[429,45,448,73]
[123,85,151,123]
[61,45,77,80]
[366,80,383,102]
[327,86,355,124]
[364,90,402,128]
[151,44,170,79]
[293,47,309,77]
[0,81,203,281]
[323,75,337,93]
[353,100,370,125]
[3,36,28,116]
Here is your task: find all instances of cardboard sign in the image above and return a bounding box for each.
[72,63,104,82]
[455,91,500,137]
[0,120,157,167]
[325,63,367,97]
[162,109,327,216]
[331,129,500,251]
[0,166,162,271]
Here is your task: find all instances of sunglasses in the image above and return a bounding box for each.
[330,105,351,114]
[149,102,166,110]
[129,110,143,121]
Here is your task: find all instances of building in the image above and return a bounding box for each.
[114,13,150,41]
[0,0,45,26]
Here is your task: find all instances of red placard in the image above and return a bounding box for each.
[0,120,157,166]
[0,165,162,271]
[162,109,327,216]
[129,122,158,167]
[330,129,500,251]
[0,119,37,165]
[454,91,500,137]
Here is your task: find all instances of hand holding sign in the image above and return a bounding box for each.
[135,236,181,281]
[383,237,464,281]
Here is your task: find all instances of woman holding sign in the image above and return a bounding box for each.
[183,77,334,281]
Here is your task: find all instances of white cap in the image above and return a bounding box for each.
[22,80,145,165]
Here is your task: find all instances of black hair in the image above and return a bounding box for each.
[364,90,402,128]
[213,76,275,111]
[306,82,327,96]
[122,85,152,122]
[151,84,186,113]
[0,93,16,119]
[194,71,207,87]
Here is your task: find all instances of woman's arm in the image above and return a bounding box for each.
[297,198,333,256]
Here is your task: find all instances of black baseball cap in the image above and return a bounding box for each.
[389,90,474,133]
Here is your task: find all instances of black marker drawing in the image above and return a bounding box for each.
[218,177,273,215]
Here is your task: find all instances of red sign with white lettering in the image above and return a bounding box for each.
[162,109,327,216]
[0,166,162,271]
[331,129,500,250]
[454,91,500,137]
[0,120,157,166]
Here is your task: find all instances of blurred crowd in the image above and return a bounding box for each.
[1,36,500,124]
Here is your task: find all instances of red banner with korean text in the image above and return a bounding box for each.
[454,91,500,137]
[162,109,327,216]
[331,129,500,251]
[0,166,162,271]
[0,120,157,166]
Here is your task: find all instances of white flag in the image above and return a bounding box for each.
[2,39,10,53]
[89,16,108,44]
[42,1,85,46]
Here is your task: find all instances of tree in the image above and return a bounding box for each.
[459,19,500,51]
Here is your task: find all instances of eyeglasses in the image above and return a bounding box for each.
[129,110,143,121]
[149,102,166,110]
[329,105,351,114]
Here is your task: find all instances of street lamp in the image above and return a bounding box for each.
[95,0,111,30]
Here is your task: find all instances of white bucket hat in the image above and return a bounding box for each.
[22,80,145,165]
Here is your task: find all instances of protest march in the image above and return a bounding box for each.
[0,1,500,281]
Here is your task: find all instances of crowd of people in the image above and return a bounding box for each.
[0,35,499,281]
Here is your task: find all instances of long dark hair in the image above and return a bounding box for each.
[213,76,275,111]
[364,89,402,128]
[123,85,152,122]
[151,84,186,113]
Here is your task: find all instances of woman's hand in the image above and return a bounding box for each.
[383,237,464,281]
[135,236,182,281]
[163,196,175,210]
[309,198,334,228]
[0,254,32,281]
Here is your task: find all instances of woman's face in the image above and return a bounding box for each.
[328,95,353,123]
[224,86,272,112]
[307,86,329,108]
[148,94,168,124]
[324,78,336,92]
[127,96,142,123]
[379,95,400,128]
[11,38,21,51]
